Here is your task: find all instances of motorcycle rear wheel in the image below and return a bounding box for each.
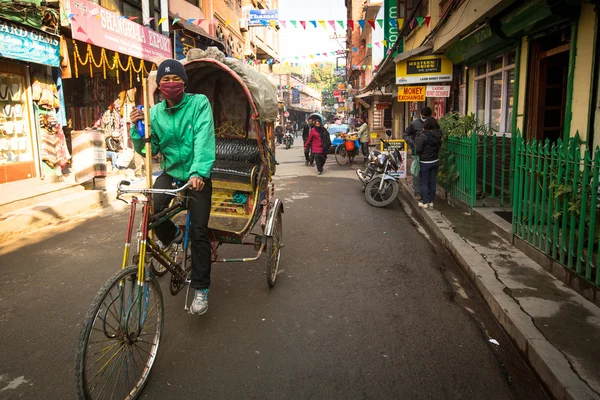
[365,177,399,207]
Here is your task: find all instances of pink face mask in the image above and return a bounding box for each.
[159,81,185,102]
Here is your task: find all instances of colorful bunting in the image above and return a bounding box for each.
[357,20,365,30]
[280,20,286,28]
[196,19,205,25]
[397,18,404,28]
[128,16,139,21]
[172,17,181,25]
[309,20,317,28]
[290,20,297,28]
[352,47,357,52]
[416,17,424,27]
[269,20,277,28]
[143,17,154,25]
[367,19,375,29]
[300,20,306,29]
[318,20,326,29]
[377,19,384,29]
[225,20,231,27]
[374,42,381,48]
[158,17,168,25]
[381,39,387,47]
[390,19,397,28]
[425,16,431,27]
[186,18,195,26]
[328,20,336,29]
[348,20,354,30]
[367,43,372,48]
[337,20,345,29]
[260,20,267,27]
[409,19,414,29]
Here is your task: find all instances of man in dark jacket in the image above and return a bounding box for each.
[302,117,314,165]
[415,117,443,209]
[403,106,432,198]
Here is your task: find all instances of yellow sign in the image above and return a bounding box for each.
[397,86,426,102]
[396,55,453,85]
[370,132,378,138]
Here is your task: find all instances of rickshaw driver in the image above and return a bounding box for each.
[129,59,216,316]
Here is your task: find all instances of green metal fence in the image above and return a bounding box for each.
[441,133,512,208]
[512,131,599,287]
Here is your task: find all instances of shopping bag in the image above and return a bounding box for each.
[115,148,134,169]
[410,154,420,177]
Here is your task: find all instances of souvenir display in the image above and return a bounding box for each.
[0,73,31,164]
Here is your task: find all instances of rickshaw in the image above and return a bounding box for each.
[74,48,283,399]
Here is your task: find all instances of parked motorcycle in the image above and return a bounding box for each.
[283,131,294,149]
[356,138,402,207]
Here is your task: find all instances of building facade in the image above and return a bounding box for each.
[242,0,280,63]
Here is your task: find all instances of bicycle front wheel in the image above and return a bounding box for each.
[75,266,164,400]
[335,145,348,166]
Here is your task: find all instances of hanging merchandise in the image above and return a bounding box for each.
[0,73,34,166]
[38,109,70,169]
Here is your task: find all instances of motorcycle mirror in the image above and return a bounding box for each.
[385,129,392,138]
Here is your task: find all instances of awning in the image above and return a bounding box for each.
[170,13,225,53]
[393,45,432,63]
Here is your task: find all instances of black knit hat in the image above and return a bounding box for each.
[156,59,188,85]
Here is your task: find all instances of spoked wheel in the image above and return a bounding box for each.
[265,210,283,287]
[75,266,164,400]
[335,145,348,166]
[364,177,400,207]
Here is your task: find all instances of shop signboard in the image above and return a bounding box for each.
[396,55,452,85]
[376,102,391,110]
[383,0,400,55]
[248,9,279,26]
[426,85,451,98]
[397,86,426,102]
[434,98,446,119]
[0,18,60,66]
[379,139,407,179]
[291,88,300,104]
[69,0,172,62]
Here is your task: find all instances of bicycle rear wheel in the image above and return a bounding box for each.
[75,266,164,400]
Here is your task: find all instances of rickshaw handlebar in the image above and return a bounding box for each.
[117,180,192,195]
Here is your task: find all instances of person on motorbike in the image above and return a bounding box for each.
[275,123,284,145]
[129,59,215,316]
[285,123,294,145]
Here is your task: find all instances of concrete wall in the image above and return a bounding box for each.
[570,3,596,141]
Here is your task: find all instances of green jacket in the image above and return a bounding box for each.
[130,93,215,181]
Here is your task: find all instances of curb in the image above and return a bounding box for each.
[398,181,600,400]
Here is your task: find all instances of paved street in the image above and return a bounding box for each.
[0,143,549,400]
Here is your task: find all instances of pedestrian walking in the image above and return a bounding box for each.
[304,118,326,175]
[302,117,314,165]
[415,116,443,209]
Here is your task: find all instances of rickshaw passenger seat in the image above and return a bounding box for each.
[212,138,262,186]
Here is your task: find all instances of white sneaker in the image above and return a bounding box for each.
[190,289,209,315]
[428,203,434,208]
[418,202,428,209]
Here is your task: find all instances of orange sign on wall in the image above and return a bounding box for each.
[397,86,426,102]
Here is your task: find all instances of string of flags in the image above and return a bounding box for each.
[64,13,433,31]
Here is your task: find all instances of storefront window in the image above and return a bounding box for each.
[0,73,33,165]
[476,80,486,123]
[505,69,515,131]
[473,51,516,134]
[490,73,502,132]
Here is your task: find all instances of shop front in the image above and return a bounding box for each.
[395,55,453,131]
[64,0,172,180]
[0,17,62,184]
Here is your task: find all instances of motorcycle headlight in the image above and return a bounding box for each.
[369,150,380,163]
[376,154,388,166]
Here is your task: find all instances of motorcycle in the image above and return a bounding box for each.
[283,131,294,149]
[356,138,402,207]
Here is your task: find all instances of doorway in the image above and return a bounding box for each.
[526,28,571,142]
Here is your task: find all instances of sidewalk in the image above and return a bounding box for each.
[398,180,600,400]
[0,166,161,243]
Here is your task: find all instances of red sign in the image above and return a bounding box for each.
[70,0,172,62]
[434,98,446,119]
[284,111,289,117]
[333,90,341,96]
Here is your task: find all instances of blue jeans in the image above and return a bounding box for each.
[106,151,123,170]
[419,160,439,204]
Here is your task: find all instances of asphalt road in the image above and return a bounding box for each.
[0,142,549,399]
